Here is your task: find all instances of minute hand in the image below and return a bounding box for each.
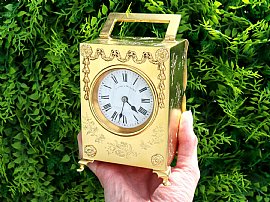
[126,101,138,113]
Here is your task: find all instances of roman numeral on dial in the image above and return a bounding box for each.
[101,95,109,99]
[138,107,147,115]
[141,98,150,103]
[111,75,118,84]
[122,72,127,82]
[102,103,112,111]
[122,115,127,124]
[139,87,147,93]
[111,111,118,121]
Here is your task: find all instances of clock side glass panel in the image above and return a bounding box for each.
[97,68,154,129]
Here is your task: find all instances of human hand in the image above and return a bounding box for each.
[78,110,200,202]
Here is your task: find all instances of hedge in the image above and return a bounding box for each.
[0,0,269,201]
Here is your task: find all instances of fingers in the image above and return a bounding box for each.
[77,131,101,184]
[168,109,181,164]
[77,132,97,173]
[176,111,199,171]
[77,131,83,159]
[169,109,181,140]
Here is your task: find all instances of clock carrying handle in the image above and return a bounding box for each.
[99,12,181,41]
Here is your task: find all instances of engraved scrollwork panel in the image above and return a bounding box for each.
[106,141,137,159]
[82,115,105,143]
[140,126,164,150]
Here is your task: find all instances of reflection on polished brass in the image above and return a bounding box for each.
[79,12,189,186]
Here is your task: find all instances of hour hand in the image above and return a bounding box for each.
[126,101,137,112]
[131,105,138,112]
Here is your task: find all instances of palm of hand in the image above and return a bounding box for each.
[89,161,199,202]
[78,111,199,202]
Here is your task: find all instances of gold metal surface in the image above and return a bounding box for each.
[100,12,181,42]
[79,13,188,185]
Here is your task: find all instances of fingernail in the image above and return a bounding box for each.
[181,110,193,128]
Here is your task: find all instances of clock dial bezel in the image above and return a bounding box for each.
[90,64,158,136]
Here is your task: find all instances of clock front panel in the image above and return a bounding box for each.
[80,43,172,170]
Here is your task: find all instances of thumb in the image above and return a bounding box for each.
[176,111,199,170]
[170,111,200,202]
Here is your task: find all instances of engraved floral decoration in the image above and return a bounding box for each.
[155,48,169,63]
[106,141,137,159]
[80,44,92,100]
[82,115,105,143]
[80,44,93,58]
[170,52,178,86]
[80,43,169,109]
[156,48,169,108]
[176,82,182,106]
[84,145,97,157]
[140,126,164,150]
[151,154,164,166]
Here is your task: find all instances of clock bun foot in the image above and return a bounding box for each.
[153,166,171,186]
[77,159,94,172]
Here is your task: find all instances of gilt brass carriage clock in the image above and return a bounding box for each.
[78,13,188,185]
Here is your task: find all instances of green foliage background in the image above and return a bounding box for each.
[0,0,269,201]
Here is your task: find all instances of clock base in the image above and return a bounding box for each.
[77,159,94,172]
[153,166,171,186]
[77,160,172,186]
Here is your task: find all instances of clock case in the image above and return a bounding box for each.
[78,13,188,185]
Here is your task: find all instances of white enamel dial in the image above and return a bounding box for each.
[97,68,154,129]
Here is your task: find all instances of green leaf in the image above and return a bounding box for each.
[9,67,16,74]
[214,1,222,8]
[256,195,263,201]
[61,155,70,163]
[29,92,39,100]
[4,4,13,11]
[242,0,250,4]
[261,186,268,192]
[225,28,231,36]
[200,185,206,194]
[56,144,65,152]
[14,133,23,140]
[8,161,15,169]
[263,125,269,132]
[91,17,97,27]
[17,11,27,17]
[12,142,22,150]
[33,108,39,115]
[102,4,108,15]
[232,28,238,37]
[171,0,178,7]
[266,14,270,21]
[254,182,260,188]
[20,83,29,89]
[27,148,36,155]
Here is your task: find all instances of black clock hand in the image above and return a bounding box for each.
[126,101,138,113]
[119,102,125,122]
